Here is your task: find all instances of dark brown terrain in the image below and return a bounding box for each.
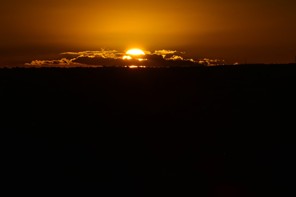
[1,64,295,196]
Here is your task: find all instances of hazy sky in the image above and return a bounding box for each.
[1,0,296,65]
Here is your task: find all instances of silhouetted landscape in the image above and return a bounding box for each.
[1,64,295,196]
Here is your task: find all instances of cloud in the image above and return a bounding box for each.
[198,58,225,66]
[153,50,177,58]
[25,49,122,67]
[25,58,74,67]
[24,48,224,68]
[166,55,184,61]
[61,49,121,59]
[72,56,124,67]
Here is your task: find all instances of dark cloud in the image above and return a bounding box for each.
[24,49,225,68]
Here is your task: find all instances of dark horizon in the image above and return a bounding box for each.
[1,64,295,196]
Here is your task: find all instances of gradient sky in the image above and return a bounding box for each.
[1,0,296,65]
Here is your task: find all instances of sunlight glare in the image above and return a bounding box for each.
[123,55,132,60]
[126,48,145,56]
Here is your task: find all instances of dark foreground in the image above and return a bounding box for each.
[1,65,295,196]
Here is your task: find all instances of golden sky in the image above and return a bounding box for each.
[1,0,296,65]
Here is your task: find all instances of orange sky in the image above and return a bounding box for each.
[1,0,296,65]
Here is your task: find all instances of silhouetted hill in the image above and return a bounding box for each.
[1,65,295,196]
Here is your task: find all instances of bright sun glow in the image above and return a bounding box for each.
[126,48,145,56]
[122,55,132,60]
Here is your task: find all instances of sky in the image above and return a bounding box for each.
[1,0,296,66]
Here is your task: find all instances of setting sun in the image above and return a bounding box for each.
[123,48,147,62]
[126,49,145,56]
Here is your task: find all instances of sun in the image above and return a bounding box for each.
[123,48,147,61]
[126,48,145,56]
